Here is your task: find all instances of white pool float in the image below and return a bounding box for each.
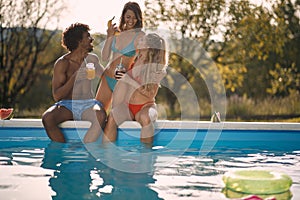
[222,170,292,195]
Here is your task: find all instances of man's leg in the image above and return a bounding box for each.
[42,105,73,143]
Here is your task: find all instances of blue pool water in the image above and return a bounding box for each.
[0,127,299,200]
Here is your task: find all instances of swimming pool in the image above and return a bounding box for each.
[0,119,299,200]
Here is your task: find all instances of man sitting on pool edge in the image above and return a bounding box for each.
[42,23,107,143]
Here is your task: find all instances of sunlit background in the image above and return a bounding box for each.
[59,0,145,34]
[1,0,299,121]
[58,0,267,34]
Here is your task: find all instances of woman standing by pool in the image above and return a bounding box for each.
[95,2,145,112]
[103,33,168,144]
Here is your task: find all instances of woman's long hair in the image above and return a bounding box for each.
[119,2,143,31]
[141,33,168,91]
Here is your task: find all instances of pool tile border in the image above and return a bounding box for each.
[0,119,300,131]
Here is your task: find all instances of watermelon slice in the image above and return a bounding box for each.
[0,108,14,120]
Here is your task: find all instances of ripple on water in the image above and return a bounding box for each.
[0,140,299,200]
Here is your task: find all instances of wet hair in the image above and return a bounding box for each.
[119,2,143,31]
[141,33,168,90]
[62,23,90,51]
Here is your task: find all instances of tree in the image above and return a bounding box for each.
[144,0,300,104]
[222,1,286,97]
[267,0,300,96]
[144,0,244,118]
[0,0,66,108]
[227,0,300,97]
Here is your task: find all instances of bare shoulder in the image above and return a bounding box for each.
[86,53,104,73]
[86,53,99,62]
[134,31,145,46]
[54,55,69,71]
[139,31,145,36]
[137,31,145,39]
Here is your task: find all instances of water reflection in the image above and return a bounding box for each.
[42,141,162,200]
[1,138,299,200]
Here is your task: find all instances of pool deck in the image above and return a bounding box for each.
[1,118,300,131]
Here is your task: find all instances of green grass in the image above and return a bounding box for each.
[11,94,300,123]
[225,94,300,122]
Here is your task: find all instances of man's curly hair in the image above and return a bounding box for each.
[62,23,90,51]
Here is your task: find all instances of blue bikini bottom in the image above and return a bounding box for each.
[105,75,118,92]
[55,99,103,120]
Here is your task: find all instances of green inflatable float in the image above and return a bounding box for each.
[222,170,292,195]
[222,188,292,200]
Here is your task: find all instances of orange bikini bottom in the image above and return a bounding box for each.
[128,102,153,116]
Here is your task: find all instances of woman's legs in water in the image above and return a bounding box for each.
[103,103,132,143]
[82,105,107,143]
[135,105,157,144]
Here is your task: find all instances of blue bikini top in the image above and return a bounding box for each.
[111,33,138,57]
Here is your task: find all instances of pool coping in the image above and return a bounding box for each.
[0,118,300,131]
